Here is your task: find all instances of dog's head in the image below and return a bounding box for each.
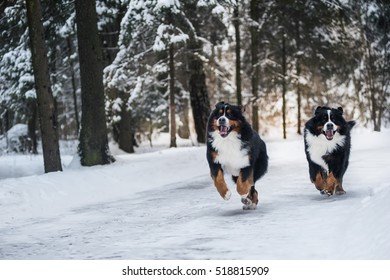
[311,106,355,140]
[209,101,245,138]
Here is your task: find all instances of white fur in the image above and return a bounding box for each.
[224,190,232,200]
[305,128,346,174]
[209,130,250,176]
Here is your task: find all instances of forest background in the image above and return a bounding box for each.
[0,0,389,170]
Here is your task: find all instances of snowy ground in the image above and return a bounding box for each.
[0,129,389,259]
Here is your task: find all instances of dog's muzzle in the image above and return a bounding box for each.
[217,117,231,137]
[323,123,336,140]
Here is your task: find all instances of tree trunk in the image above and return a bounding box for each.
[27,98,38,154]
[250,0,260,132]
[117,92,134,153]
[234,3,242,106]
[169,43,177,148]
[118,108,135,153]
[295,20,302,135]
[75,0,114,165]
[178,97,190,139]
[67,36,80,135]
[282,30,287,139]
[187,40,211,144]
[296,68,302,135]
[26,0,62,172]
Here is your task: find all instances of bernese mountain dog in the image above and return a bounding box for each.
[304,106,356,196]
[206,102,268,210]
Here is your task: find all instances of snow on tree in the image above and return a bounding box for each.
[1,0,389,149]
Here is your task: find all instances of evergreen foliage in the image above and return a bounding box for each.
[1,0,389,159]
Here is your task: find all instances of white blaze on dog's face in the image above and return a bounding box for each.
[217,110,230,137]
[323,110,337,140]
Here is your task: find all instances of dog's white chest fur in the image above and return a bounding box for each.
[210,130,250,176]
[305,128,346,173]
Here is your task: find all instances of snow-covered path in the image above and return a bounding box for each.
[0,130,389,259]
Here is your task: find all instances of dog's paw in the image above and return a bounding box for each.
[335,190,346,195]
[242,203,257,210]
[241,197,257,210]
[320,190,332,196]
[223,190,231,200]
[241,197,251,205]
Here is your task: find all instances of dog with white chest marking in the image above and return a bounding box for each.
[304,106,356,196]
[206,102,268,209]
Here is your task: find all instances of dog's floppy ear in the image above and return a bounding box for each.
[348,120,356,129]
[215,101,224,108]
[337,107,343,114]
[314,106,322,115]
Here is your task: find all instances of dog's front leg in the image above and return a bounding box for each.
[211,168,231,200]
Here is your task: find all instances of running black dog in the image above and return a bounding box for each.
[304,106,356,195]
[206,102,268,209]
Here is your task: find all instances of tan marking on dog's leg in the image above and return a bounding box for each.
[313,172,325,192]
[324,172,337,195]
[335,178,346,195]
[212,169,231,200]
[236,171,254,202]
[248,186,258,205]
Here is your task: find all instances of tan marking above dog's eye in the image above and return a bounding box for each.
[218,109,223,114]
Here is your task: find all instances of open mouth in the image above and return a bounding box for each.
[218,125,231,137]
[323,129,336,140]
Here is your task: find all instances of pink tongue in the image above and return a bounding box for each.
[325,130,334,139]
[220,126,229,136]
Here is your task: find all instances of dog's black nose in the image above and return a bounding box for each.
[218,117,227,125]
[326,123,334,130]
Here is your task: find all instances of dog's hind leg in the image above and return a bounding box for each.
[324,172,344,195]
[334,178,346,195]
[242,186,258,210]
[236,168,257,209]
